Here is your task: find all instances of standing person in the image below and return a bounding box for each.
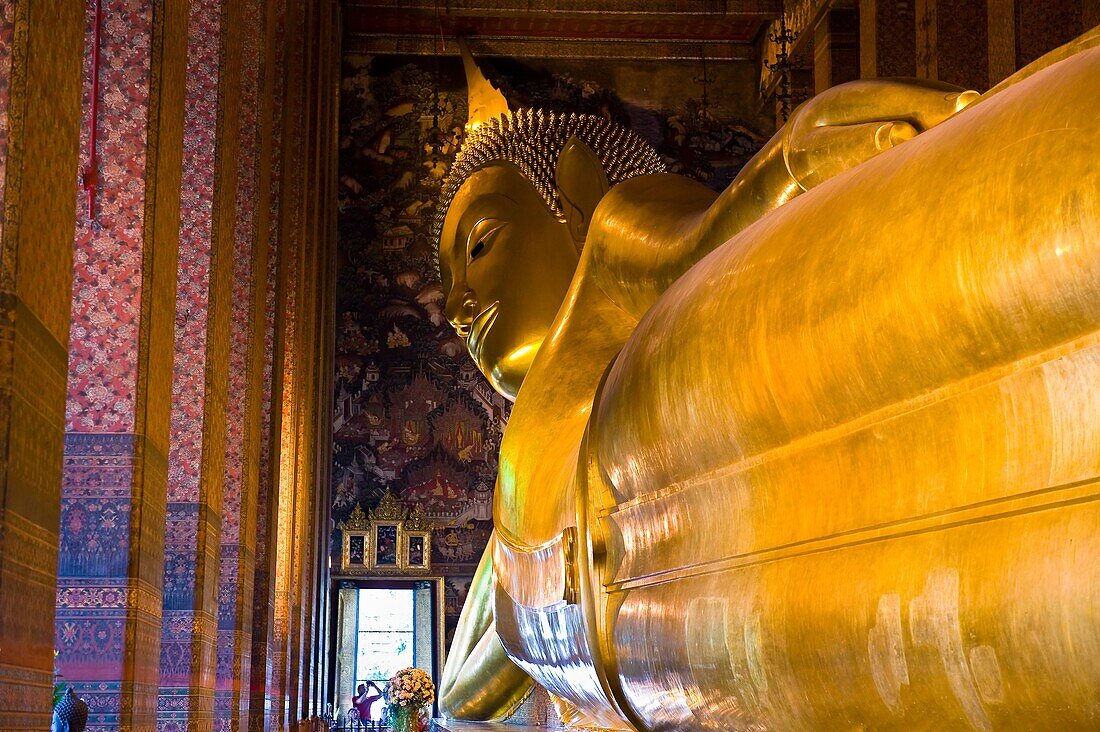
[352,681,382,725]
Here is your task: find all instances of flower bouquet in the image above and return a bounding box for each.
[384,667,435,732]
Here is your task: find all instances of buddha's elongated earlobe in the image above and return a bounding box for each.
[555,137,609,248]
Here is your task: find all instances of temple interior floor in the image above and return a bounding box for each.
[432,720,557,732]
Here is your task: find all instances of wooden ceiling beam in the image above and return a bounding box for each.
[343,35,758,61]
[343,0,781,16]
[342,1,780,60]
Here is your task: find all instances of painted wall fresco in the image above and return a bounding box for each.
[335,54,767,646]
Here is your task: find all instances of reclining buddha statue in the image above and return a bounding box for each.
[435,31,1099,730]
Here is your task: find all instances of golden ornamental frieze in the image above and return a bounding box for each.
[338,496,434,576]
[367,489,405,522]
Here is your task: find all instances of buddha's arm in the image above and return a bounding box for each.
[588,79,977,319]
[438,534,533,719]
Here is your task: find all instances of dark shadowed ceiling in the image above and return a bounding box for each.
[342,0,783,60]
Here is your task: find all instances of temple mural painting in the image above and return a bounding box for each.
[335,53,767,646]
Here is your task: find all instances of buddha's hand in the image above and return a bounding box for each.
[782,79,980,190]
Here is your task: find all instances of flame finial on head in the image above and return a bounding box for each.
[458,41,509,131]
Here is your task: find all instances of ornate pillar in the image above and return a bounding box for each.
[271,303,301,729]
[288,2,313,708]
[927,0,987,90]
[214,0,271,728]
[0,2,83,730]
[55,1,189,730]
[314,2,340,712]
[293,1,322,718]
[238,0,337,725]
[268,0,307,725]
[156,0,243,728]
[247,0,289,729]
[859,0,916,78]
[813,6,860,94]
[293,2,340,720]
[986,0,1016,85]
[913,0,938,79]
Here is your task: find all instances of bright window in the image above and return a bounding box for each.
[356,588,414,687]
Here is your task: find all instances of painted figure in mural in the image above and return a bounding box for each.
[438,34,1099,731]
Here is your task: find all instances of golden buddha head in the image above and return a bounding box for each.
[436,70,664,399]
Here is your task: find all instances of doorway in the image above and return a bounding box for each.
[331,579,443,722]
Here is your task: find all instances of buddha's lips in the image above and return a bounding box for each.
[468,301,499,365]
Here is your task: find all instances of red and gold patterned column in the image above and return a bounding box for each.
[311,1,339,719]
[291,0,320,719]
[297,1,340,722]
[213,0,270,728]
[813,6,860,95]
[156,0,244,728]
[859,0,917,79]
[212,5,342,729]
[247,0,290,726]
[258,1,341,725]
[0,2,83,730]
[55,1,189,730]
[268,0,307,725]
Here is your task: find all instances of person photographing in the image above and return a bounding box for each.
[352,681,382,724]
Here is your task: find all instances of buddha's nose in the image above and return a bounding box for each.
[446,288,479,338]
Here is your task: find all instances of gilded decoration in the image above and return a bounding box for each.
[339,493,434,575]
[367,489,405,522]
[341,504,370,531]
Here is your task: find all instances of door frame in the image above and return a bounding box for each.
[328,575,446,718]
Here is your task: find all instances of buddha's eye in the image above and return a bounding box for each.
[468,219,506,263]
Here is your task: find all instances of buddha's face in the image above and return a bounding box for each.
[439,163,580,400]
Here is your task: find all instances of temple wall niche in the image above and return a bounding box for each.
[335,53,769,648]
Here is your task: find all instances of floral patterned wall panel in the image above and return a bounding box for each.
[335,54,767,646]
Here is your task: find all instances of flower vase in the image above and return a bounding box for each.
[389,704,427,732]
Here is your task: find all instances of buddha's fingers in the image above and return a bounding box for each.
[438,620,533,720]
[785,120,918,190]
[782,79,981,190]
[796,78,980,131]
